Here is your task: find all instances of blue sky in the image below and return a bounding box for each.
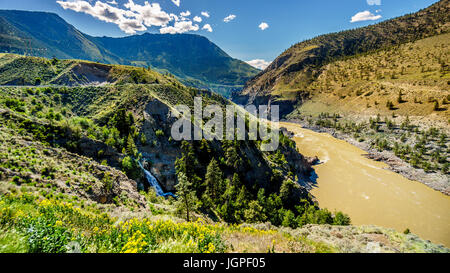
[0,0,440,68]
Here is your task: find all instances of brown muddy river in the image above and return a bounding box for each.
[280,122,450,247]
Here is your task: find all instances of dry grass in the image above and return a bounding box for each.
[223,232,319,253]
[300,33,450,122]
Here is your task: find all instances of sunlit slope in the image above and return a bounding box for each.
[293,33,450,121]
[0,54,179,86]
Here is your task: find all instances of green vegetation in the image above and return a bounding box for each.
[173,140,351,229]
[0,56,351,232]
[278,4,449,182]
[0,54,178,87]
[0,192,446,253]
[0,193,226,253]
[175,172,198,222]
[0,54,350,250]
[0,51,445,253]
[299,33,449,120]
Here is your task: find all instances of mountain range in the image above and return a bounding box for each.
[0,9,259,97]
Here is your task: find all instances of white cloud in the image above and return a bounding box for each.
[124,0,172,28]
[180,10,191,17]
[350,10,382,23]
[160,20,199,34]
[258,22,269,30]
[56,0,175,34]
[170,13,179,22]
[246,59,271,70]
[57,0,205,35]
[367,0,381,5]
[202,24,212,32]
[201,11,210,18]
[57,0,142,34]
[223,14,236,23]
[193,16,202,23]
[172,0,180,7]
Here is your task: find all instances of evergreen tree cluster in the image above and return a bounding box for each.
[173,140,351,228]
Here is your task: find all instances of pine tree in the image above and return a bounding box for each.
[198,139,211,162]
[225,146,240,169]
[397,91,404,103]
[244,200,266,223]
[231,173,241,187]
[333,212,351,225]
[280,179,297,207]
[110,109,133,136]
[126,134,137,156]
[281,210,297,228]
[434,100,440,111]
[175,141,200,188]
[205,158,223,201]
[386,100,395,110]
[233,186,249,223]
[175,172,198,222]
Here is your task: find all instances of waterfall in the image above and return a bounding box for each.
[138,161,176,198]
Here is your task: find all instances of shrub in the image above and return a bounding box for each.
[11,176,21,185]
[3,98,26,112]
[333,212,351,225]
[281,210,297,228]
[155,130,165,138]
[140,134,147,145]
[397,91,405,103]
[121,156,140,180]
[26,216,72,253]
[41,167,56,179]
[0,228,28,253]
[386,100,395,110]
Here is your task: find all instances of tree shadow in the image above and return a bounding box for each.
[435,107,448,112]
[298,169,319,191]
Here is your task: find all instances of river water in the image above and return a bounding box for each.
[280,122,450,247]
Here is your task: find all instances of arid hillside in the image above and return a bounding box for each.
[234,0,450,120]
